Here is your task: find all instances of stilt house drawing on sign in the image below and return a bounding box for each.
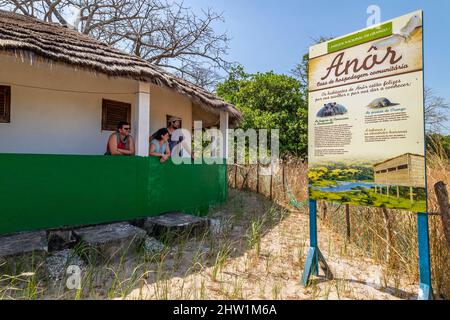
[373,153,426,202]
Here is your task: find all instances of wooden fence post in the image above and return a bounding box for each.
[234,164,238,189]
[345,204,351,240]
[382,208,393,265]
[256,163,260,194]
[434,181,450,253]
[322,201,328,220]
[282,160,286,201]
[241,167,249,190]
[270,169,273,200]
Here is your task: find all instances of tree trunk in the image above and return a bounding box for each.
[434,181,450,253]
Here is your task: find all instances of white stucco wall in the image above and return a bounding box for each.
[149,84,192,136]
[0,54,193,155]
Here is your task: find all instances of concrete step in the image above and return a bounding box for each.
[0,231,48,274]
[0,231,48,259]
[139,212,210,242]
[72,222,146,263]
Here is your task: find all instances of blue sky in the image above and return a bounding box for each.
[186,0,450,133]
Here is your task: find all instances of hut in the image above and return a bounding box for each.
[373,153,426,202]
[0,10,241,235]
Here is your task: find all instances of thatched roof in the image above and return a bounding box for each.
[0,10,241,121]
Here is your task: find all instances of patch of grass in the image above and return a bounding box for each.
[246,217,265,257]
[271,282,282,300]
[211,242,233,282]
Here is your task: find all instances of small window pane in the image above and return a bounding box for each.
[102,99,131,131]
[0,85,11,123]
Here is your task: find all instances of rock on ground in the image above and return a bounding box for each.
[45,249,85,281]
[73,223,146,263]
[142,212,210,242]
[47,230,77,252]
[143,237,166,256]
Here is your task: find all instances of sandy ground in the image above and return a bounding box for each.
[124,189,418,300]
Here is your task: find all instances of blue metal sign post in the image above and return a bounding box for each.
[417,10,433,301]
[301,201,434,299]
[417,212,433,300]
[301,199,333,286]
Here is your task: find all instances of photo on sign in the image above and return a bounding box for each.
[317,103,348,118]
[308,11,426,213]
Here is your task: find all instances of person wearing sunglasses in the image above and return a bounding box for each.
[105,121,135,156]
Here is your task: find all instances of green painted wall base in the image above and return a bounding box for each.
[0,154,227,235]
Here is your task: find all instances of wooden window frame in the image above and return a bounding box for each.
[0,85,11,123]
[101,99,131,131]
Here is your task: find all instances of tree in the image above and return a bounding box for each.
[291,52,309,104]
[0,0,231,89]
[216,66,308,159]
[424,87,450,134]
[291,36,331,102]
[427,133,450,158]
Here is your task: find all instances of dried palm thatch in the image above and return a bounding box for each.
[0,10,241,122]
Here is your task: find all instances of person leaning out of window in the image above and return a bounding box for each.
[149,128,171,163]
[105,121,135,156]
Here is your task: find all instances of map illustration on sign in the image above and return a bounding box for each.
[308,11,427,213]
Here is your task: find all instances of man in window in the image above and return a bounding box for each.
[105,121,135,156]
[167,116,192,158]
